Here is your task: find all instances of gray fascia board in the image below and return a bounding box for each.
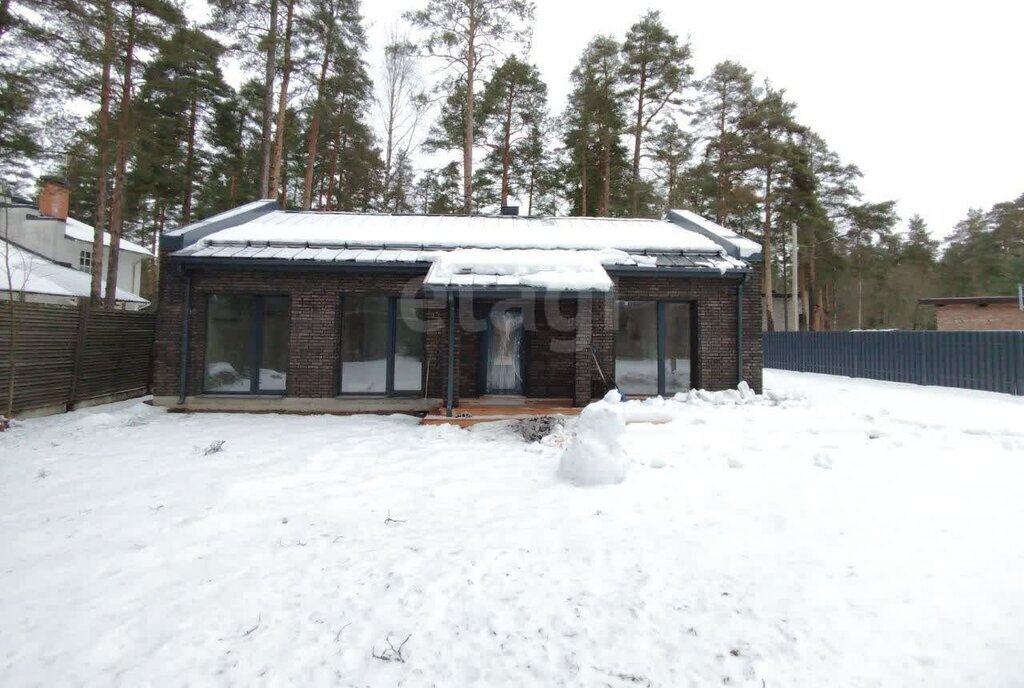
[171,255,431,273]
[161,201,280,252]
[665,209,763,261]
[606,265,751,278]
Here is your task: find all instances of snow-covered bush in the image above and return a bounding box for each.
[558,390,629,486]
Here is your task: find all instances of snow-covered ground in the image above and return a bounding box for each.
[2,371,1024,687]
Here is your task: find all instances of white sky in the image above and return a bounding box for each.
[196,0,1024,240]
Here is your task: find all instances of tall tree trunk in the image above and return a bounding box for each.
[91,0,115,306]
[499,85,514,207]
[579,122,588,215]
[714,92,727,224]
[630,68,646,217]
[527,164,535,215]
[268,0,295,201]
[181,95,198,224]
[302,50,331,210]
[326,126,340,211]
[761,164,776,331]
[462,5,476,214]
[104,2,139,310]
[599,128,611,217]
[808,227,820,330]
[259,0,279,199]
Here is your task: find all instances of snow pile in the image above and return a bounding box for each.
[424,248,618,291]
[558,390,629,486]
[674,380,802,407]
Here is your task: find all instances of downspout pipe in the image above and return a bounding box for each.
[736,272,750,388]
[178,268,192,405]
[446,292,455,418]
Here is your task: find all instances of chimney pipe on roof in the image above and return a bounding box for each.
[500,205,519,216]
[38,178,69,221]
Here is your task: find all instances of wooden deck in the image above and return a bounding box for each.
[421,396,582,427]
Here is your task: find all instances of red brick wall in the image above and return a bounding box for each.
[936,303,1024,331]
[153,260,764,402]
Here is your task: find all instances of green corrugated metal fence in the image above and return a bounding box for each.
[763,331,1024,396]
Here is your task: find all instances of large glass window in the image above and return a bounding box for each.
[615,300,694,396]
[664,302,693,394]
[204,295,289,394]
[340,296,425,395]
[614,301,658,395]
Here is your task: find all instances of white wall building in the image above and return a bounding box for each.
[1,182,152,309]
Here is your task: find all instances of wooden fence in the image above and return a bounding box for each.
[764,331,1024,396]
[1,302,157,417]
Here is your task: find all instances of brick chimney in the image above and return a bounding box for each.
[38,178,69,220]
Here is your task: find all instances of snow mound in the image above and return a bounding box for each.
[558,394,629,486]
[673,381,803,407]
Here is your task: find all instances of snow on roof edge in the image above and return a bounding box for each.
[666,209,762,260]
[1,238,150,303]
[183,210,733,256]
[64,217,154,257]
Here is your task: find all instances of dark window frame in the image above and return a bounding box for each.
[615,298,698,396]
[202,293,291,395]
[338,294,426,397]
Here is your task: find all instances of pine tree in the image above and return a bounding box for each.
[476,55,547,209]
[209,0,282,199]
[694,61,757,226]
[563,36,628,217]
[297,0,369,210]
[649,121,694,211]
[405,0,535,214]
[620,10,691,217]
[103,0,184,308]
[742,84,801,330]
[131,27,230,231]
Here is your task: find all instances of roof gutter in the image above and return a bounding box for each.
[170,256,432,273]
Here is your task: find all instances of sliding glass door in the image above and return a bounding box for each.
[204,294,289,394]
[615,300,694,396]
[340,296,425,395]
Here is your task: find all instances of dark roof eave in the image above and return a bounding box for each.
[606,265,751,278]
[919,296,1021,306]
[171,255,432,273]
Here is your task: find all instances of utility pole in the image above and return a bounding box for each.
[790,223,799,332]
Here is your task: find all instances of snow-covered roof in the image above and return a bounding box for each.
[166,205,756,282]
[1,238,149,304]
[666,209,762,260]
[424,249,627,291]
[185,210,726,254]
[65,217,154,257]
[174,240,748,275]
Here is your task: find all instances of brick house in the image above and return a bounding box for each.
[152,201,762,415]
[919,295,1024,331]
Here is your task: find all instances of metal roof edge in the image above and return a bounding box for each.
[606,265,751,278]
[665,209,763,261]
[162,200,280,252]
[172,255,432,273]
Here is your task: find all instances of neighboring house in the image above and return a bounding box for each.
[1,237,150,309]
[0,180,153,305]
[152,201,763,414]
[919,293,1024,331]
